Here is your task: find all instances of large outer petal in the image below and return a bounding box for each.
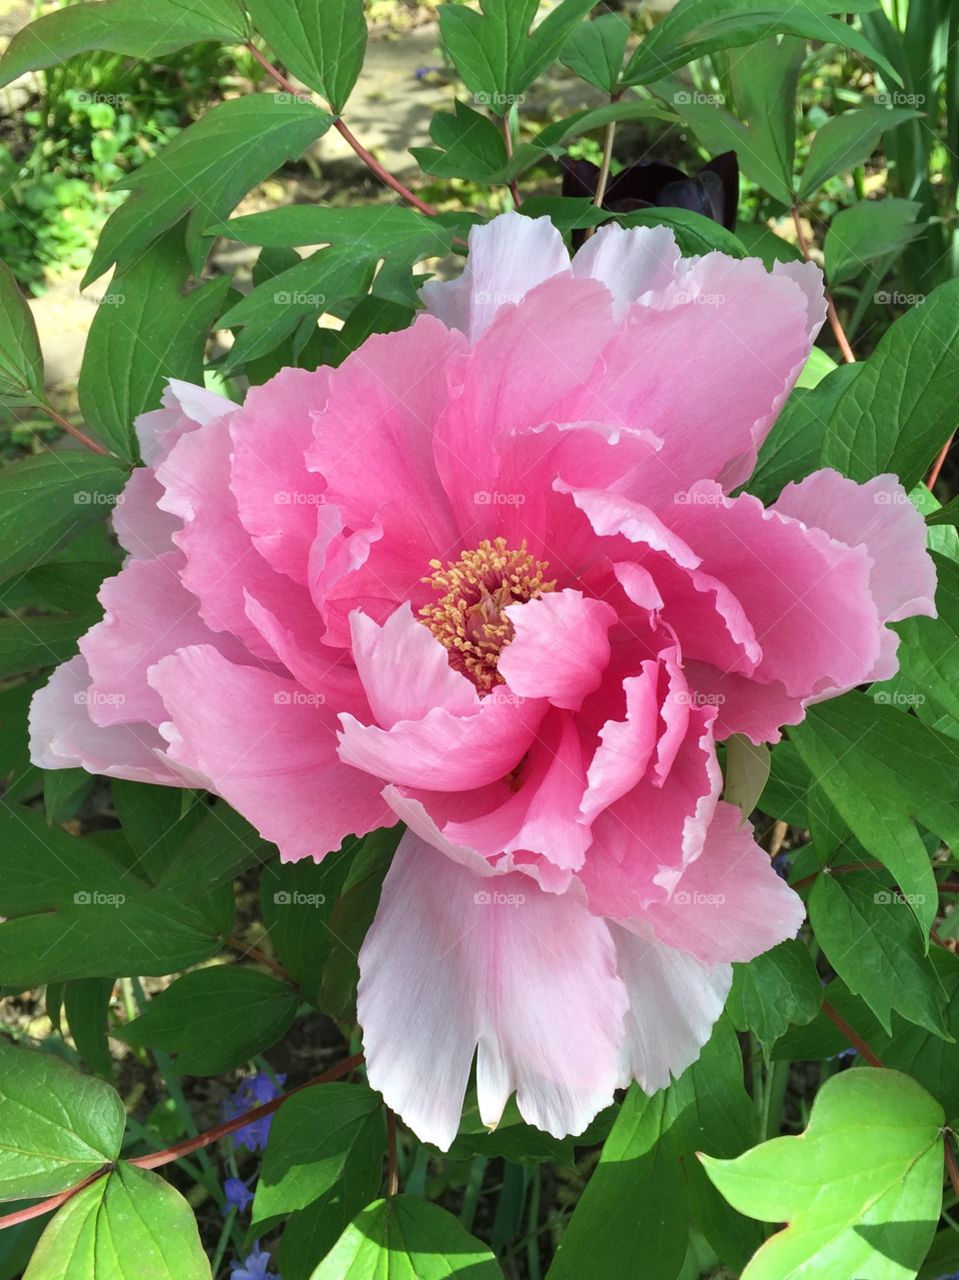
[610,923,732,1093]
[669,482,880,699]
[637,802,805,964]
[420,211,570,341]
[229,367,331,585]
[357,832,627,1150]
[29,656,182,785]
[773,469,936,683]
[559,254,824,505]
[79,554,252,728]
[572,222,682,315]
[149,645,391,861]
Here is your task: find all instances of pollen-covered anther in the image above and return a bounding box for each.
[419,537,555,691]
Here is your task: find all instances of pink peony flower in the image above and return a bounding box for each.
[30,213,936,1149]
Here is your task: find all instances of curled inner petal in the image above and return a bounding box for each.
[419,537,555,691]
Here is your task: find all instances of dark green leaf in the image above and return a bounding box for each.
[245,0,366,112]
[121,966,298,1075]
[809,869,948,1036]
[0,614,90,678]
[78,231,232,460]
[64,978,116,1079]
[112,780,203,885]
[260,847,353,1000]
[790,692,957,933]
[0,260,44,408]
[253,1083,385,1230]
[20,562,114,616]
[824,197,923,285]
[817,279,959,487]
[619,207,747,257]
[798,105,922,199]
[0,0,247,88]
[0,454,127,585]
[84,96,334,283]
[727,940,822,1044]
[560,12,629,94]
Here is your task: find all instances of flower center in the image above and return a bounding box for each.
[419,537,555,692]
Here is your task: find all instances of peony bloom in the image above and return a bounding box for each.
[31,213,936,1149]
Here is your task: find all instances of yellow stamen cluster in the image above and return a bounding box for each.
[419,538,555,692]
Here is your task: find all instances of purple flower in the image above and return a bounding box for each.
[229,1242,279,1280]
[222,1072,287,1151]
[224,1176,255,1214]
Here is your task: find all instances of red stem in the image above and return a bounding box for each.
[926,433,954,492]
[500,115,523,209]
[244,42,437,217]
[946,1133,959,1203]
[791,205,856,364]
[0,1052,364,1231]
[821,999,884,1067]
[41,403,112,457]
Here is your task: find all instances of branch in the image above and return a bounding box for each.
[790,205,856,364]
[39,402,112,458]
[500,115,523,209]
[946,1131,959,1203]
[244,42,437,217]
[225,935,295,985]
[821,999,884,1067]
[927,433,954,492]
[0,1052,364,1231]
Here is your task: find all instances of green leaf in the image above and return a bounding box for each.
[318,828,399,1022]
[701,1069,944,1280]
[78,231,231,461]
[746,363,859,503]
[410,100,508,180]
[727,940,822,1045]
[533,99,676,152]
[438,0,538,113]
[735,222,805,269]
[809,869,948,1035]
[789,692,956,933]
[156,800,272,898]
[21,562,114,615]
[253,1083,385,1231]
[798,105,922,200]
[0,1040,124,1201]
[44,769,94,825]
[64,978,116,1079]
[311,1195,501,1279]
[446,1096,575,1166]
[260,847,353,1000]
[0,260,44,409]
[23,1163,211,1279]
[212,203,452,257]
[84,96,334,284]
[560,12,629,93]
[890,551,959,732]
[0,0,247,88]
[516,197,609,235]
[245,0,366,112]
[521,0,600,87]
[120,966,297,1074]
[0,454,127,585]
[795,345,838,388]
[111,781,203,886]
[824,197,924,286]
[624,0,897,88]
[818,278,959,486]
[548,1018,760,1279]
[0,614,90,678]
[0,808,222,988]
[619,207,747,257]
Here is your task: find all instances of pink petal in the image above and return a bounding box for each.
[336,687,546,792]
[638,802,805,964]
[498,589,617,711]
[420,211,570,342]
[349,604,479,728]
[670,483,880,699]
[112,468,181,560]
[79,553,251,728]
[135,378,233,466]
[610,923,732,1093]
[580,662,661,822]
[357,833,627,1149]
[572,222,681,315]
[560,254,823,505]
[557,483,700,568]
[29,655,181,785]
[157,415,325,664]
[433,275,618,541]
[682,662,804,745]
[229,367,331,585]
[149,645,390,861]
[773,468,936,679]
